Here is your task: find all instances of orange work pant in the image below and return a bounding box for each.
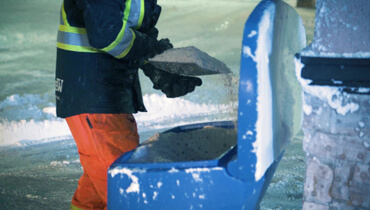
[66,113,139,210]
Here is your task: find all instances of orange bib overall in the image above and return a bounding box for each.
[66,113,139,210]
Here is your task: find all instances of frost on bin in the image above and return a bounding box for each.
[126,126,237,163]
[149,46,231,76]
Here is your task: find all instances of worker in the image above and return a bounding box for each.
[55,0,202,209]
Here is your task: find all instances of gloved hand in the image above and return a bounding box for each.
[141,63,202,98]
[126,28,172,69]
[146,38,172,59]
[134,30,173,60]
[147,27,159,39]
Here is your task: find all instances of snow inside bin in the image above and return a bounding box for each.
[108,0,306,209]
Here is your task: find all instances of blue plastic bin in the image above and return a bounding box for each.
[108,0,306,209]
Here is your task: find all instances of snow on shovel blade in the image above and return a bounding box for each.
[149,46,231,76]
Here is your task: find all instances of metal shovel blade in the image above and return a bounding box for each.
[149,46,231,76]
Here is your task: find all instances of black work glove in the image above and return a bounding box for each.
[146,38,172,59]
[141,63,202,98]
[126,28,171,69]
[134,30,173,60]
[147,27,159,40]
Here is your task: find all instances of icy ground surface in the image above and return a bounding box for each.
[0,131,305,209]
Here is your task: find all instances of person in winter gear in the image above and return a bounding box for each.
[55,0,202,209]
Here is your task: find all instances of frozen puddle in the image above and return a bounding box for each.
[127,126,237,163]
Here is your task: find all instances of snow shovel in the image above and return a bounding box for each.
[148,46,231,76]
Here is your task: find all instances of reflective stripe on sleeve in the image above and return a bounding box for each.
[100,0,144,58]
[57,0,145,58]
[61,2,69,26]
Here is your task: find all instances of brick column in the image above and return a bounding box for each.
[298,0,370,209]
[302,88,370,209]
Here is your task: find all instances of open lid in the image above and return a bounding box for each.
[227,0,306,181]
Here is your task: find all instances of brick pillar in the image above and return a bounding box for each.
[298,0,370,209]
[301,88,370,209]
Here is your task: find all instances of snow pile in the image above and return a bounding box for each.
[0,93,236,146]
[134,94,237,131]
[0,94,71,146]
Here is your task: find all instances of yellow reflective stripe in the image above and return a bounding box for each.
[59,25,87,35]
[61,2,70,27]
[123,0,132,21]
[116,29,136,59]
[101,0,132,53]
[101,22,127,52]
[135,0,145,29]
[57,42,99,53]
[70,204,85,210]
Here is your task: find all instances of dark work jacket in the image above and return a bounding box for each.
[55,0,160,118]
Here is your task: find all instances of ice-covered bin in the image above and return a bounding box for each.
[107,0,306,209]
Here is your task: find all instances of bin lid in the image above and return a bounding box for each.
[227,0,306,181]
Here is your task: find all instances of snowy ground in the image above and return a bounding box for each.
[0,131,305,210]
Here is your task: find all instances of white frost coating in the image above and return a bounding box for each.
[331,79,343,85]
[295,57,360,116]
[185,167,221,182]
[294,57,310,87]
[358,121,365,128]
[303,104,313,115]
[243,46,256,61]
[252,6,275,181]
[300,50,370,58]
[157,182,163,188]
[109,168,145,194]
[248,30,257,38]
[168,168,179,173]
[153,191,158,200]
[357,88,370,94]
